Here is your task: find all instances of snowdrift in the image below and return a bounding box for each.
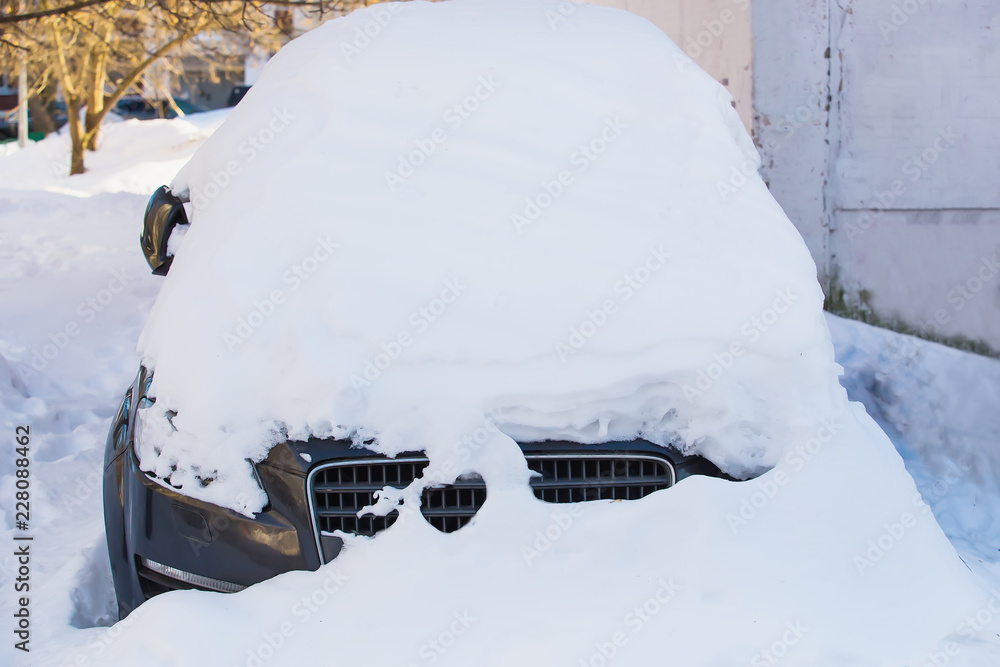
[0,109,228,196]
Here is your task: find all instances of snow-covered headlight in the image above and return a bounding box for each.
[132,372,157,461]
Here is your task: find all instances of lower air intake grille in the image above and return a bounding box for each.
[308,453,675,546]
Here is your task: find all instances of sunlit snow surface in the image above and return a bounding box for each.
[0,1,997,666]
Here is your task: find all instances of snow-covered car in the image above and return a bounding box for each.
[85,3,1000,665]
[103,47,739,620]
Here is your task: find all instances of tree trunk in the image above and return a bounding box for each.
[83,108,101,151]
[83,40,109,150]
[65,98,86,175]
[70,139,85,175]
[27,97,55,135]
[49,21,86,174]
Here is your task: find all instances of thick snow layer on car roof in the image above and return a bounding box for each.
[139,0,835,512]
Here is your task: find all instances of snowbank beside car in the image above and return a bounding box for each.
[0,109,228,195]
[829,313,1000,561]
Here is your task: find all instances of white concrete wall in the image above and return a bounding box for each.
[753,0,1000,353]
[751,0,831,279]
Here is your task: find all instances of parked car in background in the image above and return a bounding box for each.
[0,109,20,140]
[226,85,252,107]
[114,96,206,121]
[0,100,66,141]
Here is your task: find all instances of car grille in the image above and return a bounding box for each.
[308,452,675,551]
[310,459,427,537]
[420,476,489,533]
[526,454,674,502]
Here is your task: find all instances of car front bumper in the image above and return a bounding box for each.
[105,428,724,617]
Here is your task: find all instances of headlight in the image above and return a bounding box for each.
[132,371,156,461]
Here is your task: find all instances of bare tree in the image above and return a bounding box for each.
[1,0,364,173]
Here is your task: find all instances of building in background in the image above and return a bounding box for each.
[753,0,998,355]
[596,0,998,356]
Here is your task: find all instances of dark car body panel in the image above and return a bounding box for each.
[104,371,321,614]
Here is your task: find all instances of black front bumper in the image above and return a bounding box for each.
[105,399,723,617]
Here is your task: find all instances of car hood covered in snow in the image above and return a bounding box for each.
[142,0,832,511]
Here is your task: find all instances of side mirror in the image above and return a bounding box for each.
[141,185,189,275]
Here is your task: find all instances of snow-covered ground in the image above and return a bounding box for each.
[1,119,996,667]
[2,121,999,667]
[829,316,1000,566]
[0,3,998,665]
[0,113,229,663]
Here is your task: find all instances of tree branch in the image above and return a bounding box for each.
[2,0,352,24]
[85,28,197,135]
[0,0,110,25]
